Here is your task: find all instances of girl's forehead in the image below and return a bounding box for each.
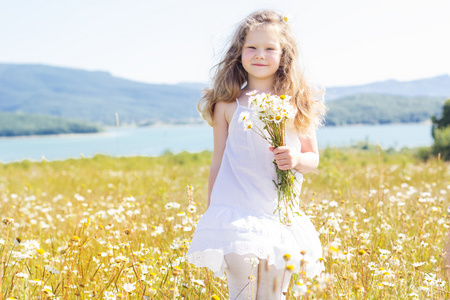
[245,24,281,43]
[248,23,280,35]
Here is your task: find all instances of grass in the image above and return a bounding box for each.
[0,148,449,299]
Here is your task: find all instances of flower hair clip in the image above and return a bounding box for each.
[282,14,292,26]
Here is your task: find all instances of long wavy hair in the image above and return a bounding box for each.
[198,10,326,134]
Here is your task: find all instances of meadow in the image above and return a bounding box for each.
[0,148,449,299]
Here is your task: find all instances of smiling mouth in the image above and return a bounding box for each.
[252,64,267,66]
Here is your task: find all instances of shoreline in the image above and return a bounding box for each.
[0,120,432,140]
[323,120,432,128]
[0,141,431,165]
[0,130,112,140]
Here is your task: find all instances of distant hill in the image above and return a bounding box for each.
[326,75,450,100]
[0,63,449,127]
[0,111,102,136]
[0,63,203,125]
[326,94,446,126]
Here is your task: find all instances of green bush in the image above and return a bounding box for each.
[431,99,450,160]
[414,146,432,161]
[431,98,450,132]
[431,126,450,160]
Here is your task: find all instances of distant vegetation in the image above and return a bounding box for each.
[0,63,449,127]
[0,64,203,126]
[325,94,446,126]
[0,112,102,137]
[431,98,450,160]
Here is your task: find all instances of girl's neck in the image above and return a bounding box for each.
[244,78,275,94]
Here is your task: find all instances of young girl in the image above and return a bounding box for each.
[187,10,326,299]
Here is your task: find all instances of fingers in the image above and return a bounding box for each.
[275,161,293,170]
[274,156,293,170]
[272,146,288,155]
[273,147,291,160]
[271,146,295,170]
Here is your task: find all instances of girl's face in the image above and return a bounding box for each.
[241,25,282,84]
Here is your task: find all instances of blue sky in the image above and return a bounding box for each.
[1,0,449,87]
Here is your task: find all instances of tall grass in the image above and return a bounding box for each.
[0,149,448,299]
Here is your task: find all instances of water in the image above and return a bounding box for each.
[0,123,433,163]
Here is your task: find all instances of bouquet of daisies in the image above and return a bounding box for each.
[238,90,300,224]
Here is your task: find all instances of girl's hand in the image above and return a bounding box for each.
[269,146,300,170]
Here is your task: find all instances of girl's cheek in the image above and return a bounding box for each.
[242,50,253,58]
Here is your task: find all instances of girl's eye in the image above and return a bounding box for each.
[267,48,274,51]
[248,46,256,49]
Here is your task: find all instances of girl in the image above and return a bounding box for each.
[187,10,326,299]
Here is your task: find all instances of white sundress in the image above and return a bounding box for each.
[187,99,324,277]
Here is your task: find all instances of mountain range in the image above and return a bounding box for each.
[0,64,202,125]
[0,63,449,126]
[326,75,450,100]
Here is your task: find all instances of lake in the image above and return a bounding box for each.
[0,123,433,163]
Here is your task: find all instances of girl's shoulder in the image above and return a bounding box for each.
[215,100,238,125]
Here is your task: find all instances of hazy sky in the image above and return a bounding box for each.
[1,0,449,87]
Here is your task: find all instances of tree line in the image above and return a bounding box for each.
[325,94,446,126]
[0,112,102,137]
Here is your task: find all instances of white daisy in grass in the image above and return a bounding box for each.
[115,253,129,263]
[192,279,205,286]
[367,262,377,271]
[22,239,40,252]
[29,279,44,285]
[123,282,136,293]
[378,248,391,255]
[187,204,197,213]
[16,272,29,279]
[14,252,31,260]
[104,291,118,299]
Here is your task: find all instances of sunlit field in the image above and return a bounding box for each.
[0,148,449,299]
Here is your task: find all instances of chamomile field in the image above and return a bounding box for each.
[0,149,449,299]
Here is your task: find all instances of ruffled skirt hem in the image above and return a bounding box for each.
[186,205,325,278]
[187,247,325,278]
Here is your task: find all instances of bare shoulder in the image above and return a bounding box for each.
[214,101,238,125]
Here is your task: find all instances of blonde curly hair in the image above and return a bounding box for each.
[198,9,326,134]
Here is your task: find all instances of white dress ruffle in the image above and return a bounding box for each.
[187,100,324,278]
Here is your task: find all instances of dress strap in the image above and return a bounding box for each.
[235,99,240,107]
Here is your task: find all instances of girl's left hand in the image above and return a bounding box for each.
[269,146,299,170]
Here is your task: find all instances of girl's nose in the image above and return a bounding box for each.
[255,49,264,59]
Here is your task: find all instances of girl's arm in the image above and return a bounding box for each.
[207,102,229,208]
[271,130,319,173]
[296,130,319,173]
